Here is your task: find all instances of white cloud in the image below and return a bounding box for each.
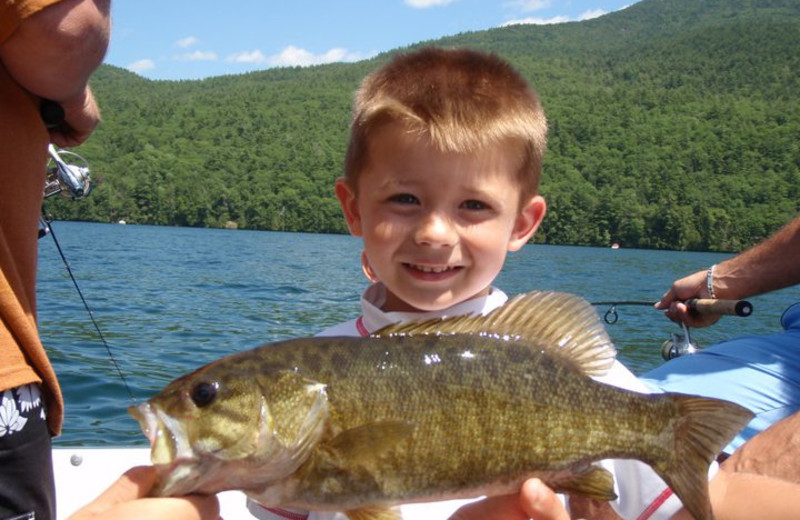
[501,15,570,26]
[579,9,607,20]
[127,59,155,74]
[502,2,620,26]
[226,46,374,68]
[269,46,321,67]
[503,0,551,12]
[404,0,457,8]
[226,50,268,64]
[176,36,199,48]
[501,6,611,26]
[270,46,375,67]
[175,50,218,62]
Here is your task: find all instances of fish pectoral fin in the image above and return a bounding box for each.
[260,371,329,460]
[554,464,617,501]
[345,506,402,520]
[327,421,415,466]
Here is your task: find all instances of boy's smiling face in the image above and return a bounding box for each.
[337,124,546,313]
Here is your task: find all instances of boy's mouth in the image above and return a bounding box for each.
[405,263,461,274]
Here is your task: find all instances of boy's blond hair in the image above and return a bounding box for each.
[344,47,548,201]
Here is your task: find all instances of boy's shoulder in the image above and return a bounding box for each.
[315,318,361,338]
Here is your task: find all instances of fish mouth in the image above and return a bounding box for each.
[128,402,158,444]
[129,402,205,496]
[128,402,190,466]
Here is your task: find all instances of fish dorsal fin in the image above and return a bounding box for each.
[373,291,616,377]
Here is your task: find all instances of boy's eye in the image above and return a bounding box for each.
[462,199,490,211]
[389,193,419,205]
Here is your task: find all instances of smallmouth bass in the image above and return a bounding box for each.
[130,291,752,520]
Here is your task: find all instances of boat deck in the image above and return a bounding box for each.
[53,448,251,519]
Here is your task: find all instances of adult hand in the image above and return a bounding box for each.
[654,269,722,328]
[47,87,103,147]
[448,479,575,520]
[66,466,220,520]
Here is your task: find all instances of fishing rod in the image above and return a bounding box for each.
[591,298,753,325]
[40,144,136,401]
[591,298,753,360]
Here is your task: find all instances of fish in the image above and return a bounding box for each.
[129,291,753,520]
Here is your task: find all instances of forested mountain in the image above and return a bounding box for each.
[46,0,800,251]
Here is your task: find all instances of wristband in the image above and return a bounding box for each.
[706,264,716,299]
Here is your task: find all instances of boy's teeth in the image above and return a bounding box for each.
[412,264,452,273]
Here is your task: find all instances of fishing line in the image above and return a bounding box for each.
[41,214,137,401]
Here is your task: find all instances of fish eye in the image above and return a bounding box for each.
[190,381,218,408]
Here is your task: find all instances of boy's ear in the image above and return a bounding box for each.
[508,195,546,252]
[334,177,363,237]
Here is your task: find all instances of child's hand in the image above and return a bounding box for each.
[67,466,219,520]
[448,479,576,520]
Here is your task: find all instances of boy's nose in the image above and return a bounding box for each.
[414,212,457,247]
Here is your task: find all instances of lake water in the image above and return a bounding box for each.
[37,221,800,446]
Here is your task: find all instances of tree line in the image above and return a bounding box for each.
[45,0,800,252]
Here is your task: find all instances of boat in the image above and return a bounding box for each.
[53,447,251,519]
[53,446,474,518]
[53,447,472,518]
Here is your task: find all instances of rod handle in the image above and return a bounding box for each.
[687,298,753,317]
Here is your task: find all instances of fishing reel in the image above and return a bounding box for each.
[44,144,92,200]
[39,144,93,239]
[596,298,751,362]
[661,321,700,360]
[660,299,753,360]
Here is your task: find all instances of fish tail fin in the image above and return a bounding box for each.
[654,395,753,520]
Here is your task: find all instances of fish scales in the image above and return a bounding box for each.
[130,291,753,520]
[249,335,675,503]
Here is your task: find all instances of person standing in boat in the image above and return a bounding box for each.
[0,1,217,518]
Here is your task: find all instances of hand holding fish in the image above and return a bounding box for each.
[66,466,219,520]
[448,479,576,520]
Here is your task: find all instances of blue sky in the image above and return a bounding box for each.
[106,1,639,81]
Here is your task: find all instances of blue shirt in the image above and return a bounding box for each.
[641,302,800,453]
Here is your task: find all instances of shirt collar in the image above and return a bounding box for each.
[359,282,508,335]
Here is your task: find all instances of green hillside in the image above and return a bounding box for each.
[46,0,800,251]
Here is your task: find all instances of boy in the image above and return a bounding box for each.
[249,47,681,520]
